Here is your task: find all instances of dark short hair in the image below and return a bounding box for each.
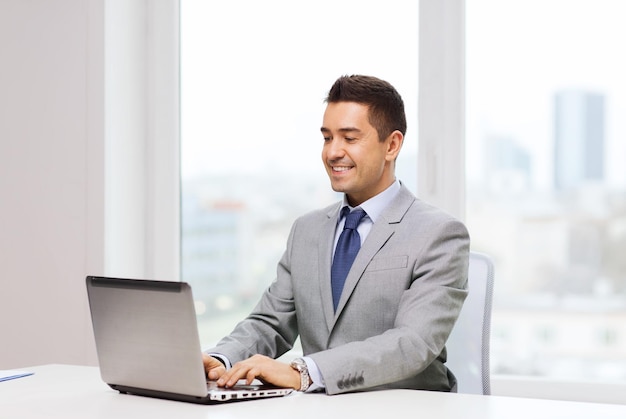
[325,75,407,141]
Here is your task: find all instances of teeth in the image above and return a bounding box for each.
[332,166,351,172]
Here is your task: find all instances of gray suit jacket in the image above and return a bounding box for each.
[207,185,470,394]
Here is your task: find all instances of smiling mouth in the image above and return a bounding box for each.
[331,166,352,172]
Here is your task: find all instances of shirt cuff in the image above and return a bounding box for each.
[206,352,232,369]
[301,356,325,392]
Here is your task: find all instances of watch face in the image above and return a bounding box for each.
[291,359,305,370]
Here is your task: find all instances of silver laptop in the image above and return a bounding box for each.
[86,276,293,404]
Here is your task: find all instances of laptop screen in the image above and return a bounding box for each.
[86,277,208,397]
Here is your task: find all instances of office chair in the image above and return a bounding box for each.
[446,251,495,395]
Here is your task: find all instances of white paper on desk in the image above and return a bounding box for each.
[0,370,34,382]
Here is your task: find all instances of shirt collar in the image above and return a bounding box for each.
[340,179,401,223]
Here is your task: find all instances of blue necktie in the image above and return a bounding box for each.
[331,207,367,311]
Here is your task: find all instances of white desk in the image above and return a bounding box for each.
[2,365,625,419]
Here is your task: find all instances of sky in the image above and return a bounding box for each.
[180,0,418,180]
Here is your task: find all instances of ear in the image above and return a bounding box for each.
[385,130,404,162]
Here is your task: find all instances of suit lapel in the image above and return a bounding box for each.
[332,186,416,321]
[319,203,342,332]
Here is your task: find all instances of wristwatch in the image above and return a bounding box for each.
[290,358,311,392]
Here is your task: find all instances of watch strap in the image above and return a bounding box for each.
[290,358,310,392]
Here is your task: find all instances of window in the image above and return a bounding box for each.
[467,0,626,381]
[181,0,419,346]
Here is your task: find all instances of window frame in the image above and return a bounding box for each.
[104,0,180,280]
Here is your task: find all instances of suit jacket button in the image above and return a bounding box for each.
[337,380,345,390]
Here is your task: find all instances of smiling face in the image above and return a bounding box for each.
[321,101,403,207]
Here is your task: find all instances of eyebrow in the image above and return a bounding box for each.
[320,126,363,134]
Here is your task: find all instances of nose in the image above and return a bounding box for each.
[324,138,344,161]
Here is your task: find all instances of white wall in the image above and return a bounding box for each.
[0,0,180,370]
[0,0,105,368]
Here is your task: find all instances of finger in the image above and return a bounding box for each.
[216,367,241,388]
[202,354,226,379]
[246,368,259,385]
[219,362,255,388]
[207,365,226,380]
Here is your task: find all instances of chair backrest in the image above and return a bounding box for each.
[446,251,495,395]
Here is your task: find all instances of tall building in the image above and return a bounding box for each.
[554,90,605,191]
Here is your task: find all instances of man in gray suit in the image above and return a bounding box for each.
[203,75,469,395]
